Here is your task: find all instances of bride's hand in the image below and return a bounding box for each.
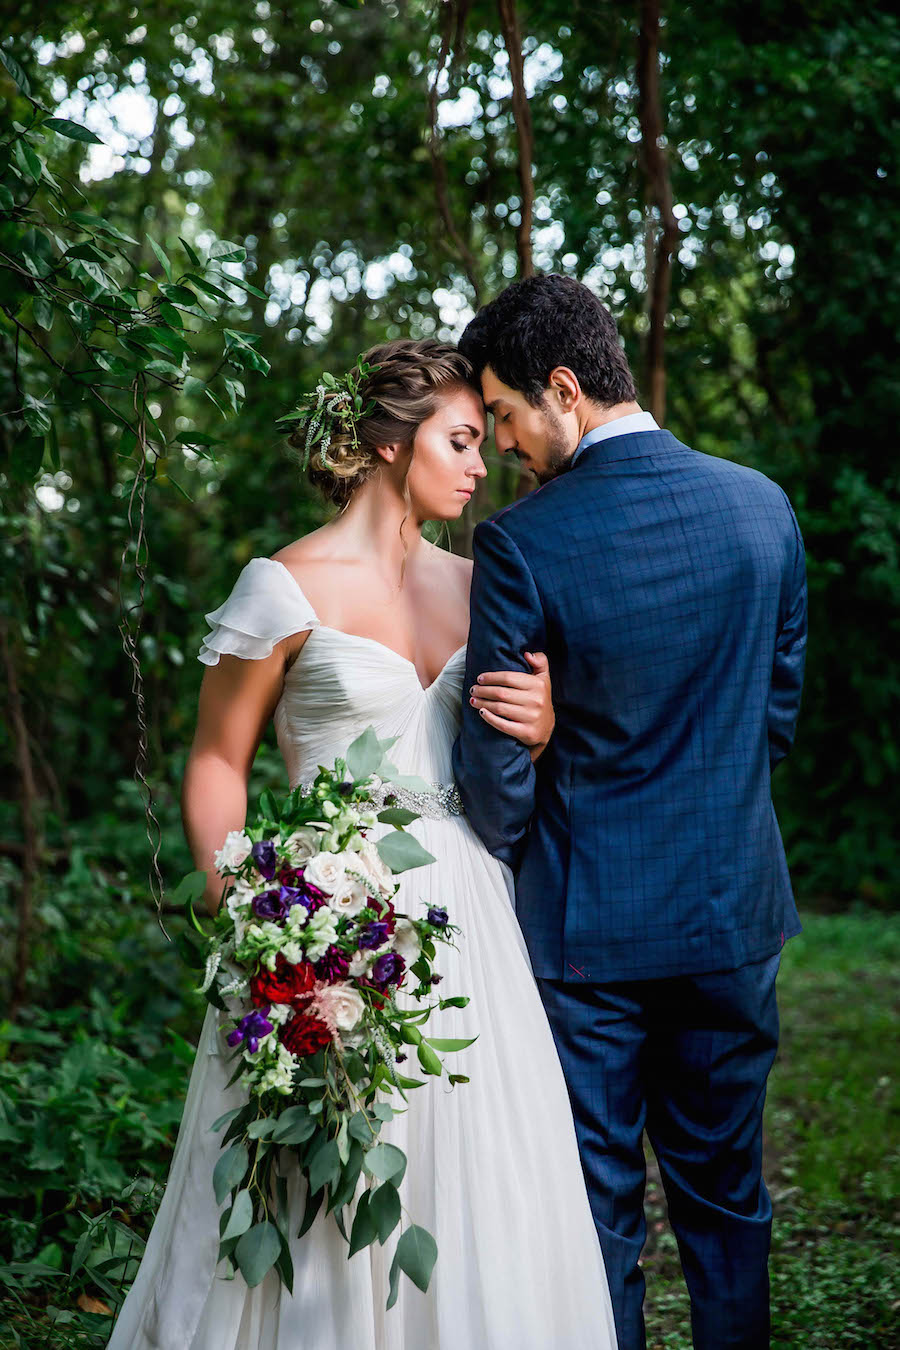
[469,651,554,761]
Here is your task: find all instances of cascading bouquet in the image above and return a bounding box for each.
[176,728,474,1307]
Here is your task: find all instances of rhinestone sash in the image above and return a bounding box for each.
[297,778,465,822]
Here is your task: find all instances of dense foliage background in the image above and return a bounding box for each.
[1,1,898,1346]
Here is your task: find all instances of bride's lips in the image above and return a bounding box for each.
[457,488,473,498]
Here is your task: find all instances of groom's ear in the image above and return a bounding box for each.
[547,366,582,413]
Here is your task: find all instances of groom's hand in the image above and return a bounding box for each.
[469,651,554,761]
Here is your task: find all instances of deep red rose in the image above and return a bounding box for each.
[250,952,316,1009]
[280,1011,333,1058]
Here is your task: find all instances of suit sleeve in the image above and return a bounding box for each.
[768,499,808,771]
[452,518,547,867]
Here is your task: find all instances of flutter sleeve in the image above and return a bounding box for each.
[198,557,320,666]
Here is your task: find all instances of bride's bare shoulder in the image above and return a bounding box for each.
[426,542,473,596]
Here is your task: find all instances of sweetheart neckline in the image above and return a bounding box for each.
[262,557,468,694]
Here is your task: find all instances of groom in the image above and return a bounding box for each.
[452,274,807,1350]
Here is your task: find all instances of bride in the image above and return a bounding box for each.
[108,339,617,1350]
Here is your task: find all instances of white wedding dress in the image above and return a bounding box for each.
[108,557,616,1350]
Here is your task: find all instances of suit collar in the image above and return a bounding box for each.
[570,427,683,469]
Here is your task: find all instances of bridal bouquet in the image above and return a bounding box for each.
[177,728,474,1306]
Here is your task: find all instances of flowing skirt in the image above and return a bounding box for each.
[107,814,617,1350]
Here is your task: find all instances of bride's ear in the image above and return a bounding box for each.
[373,442,405,466]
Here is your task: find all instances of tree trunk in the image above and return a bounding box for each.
[1,620,42,1018]
[637,0,679,424]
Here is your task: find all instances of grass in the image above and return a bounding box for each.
[642,910,900,1349]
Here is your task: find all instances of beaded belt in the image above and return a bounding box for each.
[297,778,465,822]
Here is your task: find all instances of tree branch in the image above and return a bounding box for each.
[497,0,535,280]
[1,619,42,1019]
[427,1,483,305]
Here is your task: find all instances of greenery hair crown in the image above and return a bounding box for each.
[277,357,381,471]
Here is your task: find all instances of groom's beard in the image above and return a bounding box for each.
[532,402,573,484]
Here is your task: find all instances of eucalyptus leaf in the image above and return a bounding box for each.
[376,832,436,875]
[213,1144,249,1205]
[234,1221,281,1288]
[363,1142,407,1186]
[221,1189,253,1241]
[394,1224,438,1293]
[348,1190,377,1256]
[369,1182,401,1245]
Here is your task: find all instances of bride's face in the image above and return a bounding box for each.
[403,385,488,521]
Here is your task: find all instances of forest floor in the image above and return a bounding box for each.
[642,911,900,1349]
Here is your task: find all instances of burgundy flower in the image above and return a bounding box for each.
[314,944,350,984]
[280,1011,333,1058]
[251,953,316,1009]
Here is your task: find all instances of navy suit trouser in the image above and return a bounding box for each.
[537,953,780,1350]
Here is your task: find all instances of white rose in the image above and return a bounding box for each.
[327,875,370,919]
[356,842,394,898]
[313,982,365,1031]
[348,949,374,978]
[304,850,355,895]
[391,918,421,966]
[225,879,255,924]
[214,830,252,873]
[266,1002,293,1027]
[284,827,320,864]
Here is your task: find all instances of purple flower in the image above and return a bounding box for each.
[359,920,390,950]
[296,877,328,915]
[314,945,350,984]
[371,952,406,988]
[249,891,284,923]
[251,839,278,881]
[227,1007,273,1055]
[426,907,448,928]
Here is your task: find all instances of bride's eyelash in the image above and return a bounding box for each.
[451,440,471,453]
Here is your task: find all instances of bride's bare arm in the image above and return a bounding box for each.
[468,651,554,763]
[182,636,307,915]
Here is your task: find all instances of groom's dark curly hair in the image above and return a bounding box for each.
[458,273,637,409]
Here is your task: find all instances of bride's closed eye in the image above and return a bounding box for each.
[451,440,473,453]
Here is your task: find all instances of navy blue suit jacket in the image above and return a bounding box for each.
[452,429,807,983]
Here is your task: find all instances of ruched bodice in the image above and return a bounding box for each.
[200,557,468,787]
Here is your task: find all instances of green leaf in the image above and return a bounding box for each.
[423,1037,478,1053]
[44,117,103,145]
[213,1143,249,1205]
[399,1023,422,1046]
[211,240,247,263]
[210,1106,245,1134]
[147,235,172,281]
[386,1247,402,1310]
[32,293,53,331]
[363,1142,407,1186]
[297,1184,324,1239]
[259,788,279,821]
[23,395,51,435]
[185,272,234,303]
[0,185,14,210]
[416,1042,443,1076]
[13,138,41,183]
[234,1221,281,1288]
[172,870,207,908]
[346,727,394,781]
[348,1189,378,1256]
[179,235,202,267]
[369,1182,401,1244]
[438,996,470,1010]
[221,1189,254,1241]
[328,1141,364,1212]
[308,1138,341,1194]
[348,1110,374,1144]
[161,283,197,307]
[394,1224,438,1293]
[272,1111,316,1146]
[376,807,419,826]
[246,1117,278,1139]
[376,832,436,875]
[0,49,32,95]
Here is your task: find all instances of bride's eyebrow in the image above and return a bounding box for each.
[451,423,484,441]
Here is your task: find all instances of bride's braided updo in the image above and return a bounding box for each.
[288,339,477,509]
